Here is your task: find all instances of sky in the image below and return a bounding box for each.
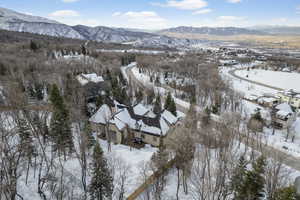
[1,0,300,29]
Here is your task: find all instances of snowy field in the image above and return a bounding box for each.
[220,66,278,98]
[236,69,300,91]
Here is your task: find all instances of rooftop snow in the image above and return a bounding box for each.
[76,73,104,86]
[89,104,112,124]
[133,104,149,116]
[161,110,178,125]
[276,103,293,113]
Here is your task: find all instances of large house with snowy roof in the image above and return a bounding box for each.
[272,103,297,129]
[89,102,185,147]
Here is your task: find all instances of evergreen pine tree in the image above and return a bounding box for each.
[30,40,38,51]
[253,109,263,122]
[169,98,177,116]
[84,122,96,149]
[96,95,103,108]
[201,107,211,126]
[164,92,172,110]
[89,142,113,200]
[244,156,266,200]
[153,95,162,115]
[121,88,129,104]
[230,156,248,200]
[81,44,87,55]
[50,84,74,157]
[274,186,297,200]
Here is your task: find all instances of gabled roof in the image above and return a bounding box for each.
[92,102,183,136]
[133,104,149,116]
[89,104,112,125]
[275,103,293,113]
[161,110,178,125]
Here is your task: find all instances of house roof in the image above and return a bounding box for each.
[161,110,178,125]
[91,101,184,136]
[89,104,112,125]
[133,103,149,116]
[275,103,293,113]
[77,73,104,86]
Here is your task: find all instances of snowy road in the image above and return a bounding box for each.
[229,68,283,91]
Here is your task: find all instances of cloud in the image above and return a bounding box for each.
[297,5,300,14]
[62,0,80,3]
[152,0,208,10]
[192,8,212,15]
[276,18,288,23]
[49,10,80,17]
[112,12,122,17]
[112,11,168,29]
[227,0,242,3]
[211,16,247,26]
[48,10,100,26]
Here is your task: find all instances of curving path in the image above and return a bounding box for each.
[229,68,283,91]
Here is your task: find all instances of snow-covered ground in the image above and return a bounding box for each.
[160,142,300,200]
[235,69,300,92]
[220,66,278,98]
[99,140,157,196]
[131,66,191,109]
[16,137,157,199]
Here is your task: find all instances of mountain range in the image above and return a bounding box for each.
[159,26,266,36]
[1,7,300,47]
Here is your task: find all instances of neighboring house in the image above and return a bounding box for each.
[219,60,238,66]
[244,94,259,102]
[257,96,279,107]
[277,89,300,109]
[76,73,111,102]
[89,102,185,147]
[272,103,297,129]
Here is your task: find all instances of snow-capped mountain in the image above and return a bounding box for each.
[72,25,155,43]
[0,7,160,43]
[0,7,198,47]
[0,7,58,24]
[0,7,85,39]
[160,26,267,36]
